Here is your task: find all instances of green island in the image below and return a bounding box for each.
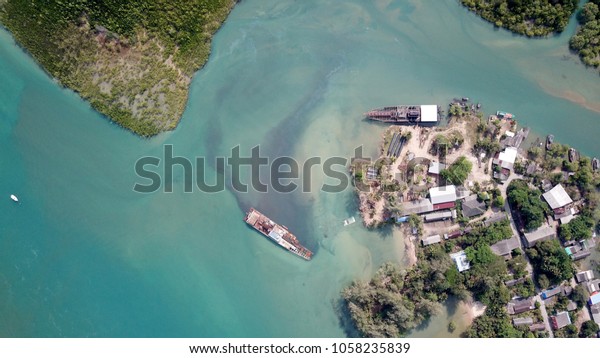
[570,0,600,69]
[0,0,236,136]
[460,0,578,36]
[344,101,600,337]
[461,0,600,73]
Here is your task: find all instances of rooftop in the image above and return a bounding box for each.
[428,161,446,175]
[524,226,556,247]
[422,234,442,246]
[429,185,457,205]
[450,251,470,272]
[462,195,487,218]
[401,198,433,215]
[551,311,571,330]
[490,236,520,257]
[576,270,595,283]
[420,105,438,123]
[542,286,563,299]
[498,147,518,165]
[543,184,573,210]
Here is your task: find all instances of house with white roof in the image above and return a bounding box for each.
[492,147,518,181]
[429,185,457,206]
[542,184,573,217]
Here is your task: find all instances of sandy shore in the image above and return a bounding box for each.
[459,300,486,325]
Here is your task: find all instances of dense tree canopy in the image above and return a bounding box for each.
[461,0,578,37]
[507,180,548,231]
[526,239,574,286]
[570,1,600,70]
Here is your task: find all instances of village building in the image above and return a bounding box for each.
[423,210,455,223]
[541,286,563,300]
[529,322,546,332]
[450,251,470,273]
[542,184,574,219]
[576,270,595,283]
[490,236,520,259]
[590,304,600,325]
[572,249,591,261]
[483,212,507,227]
[492,147,517,182]
[461,194,487,218]
[523,225,555,248]
[512,317,533,326]
[427,161,446,179]
[566,300,578,311]
[401,198,433,215]
[507,298,534,315]
[550,311,571,330]
[422,234,441,246]
[585,279,600,294]
[590,292,600,306]
[429,185,457,210]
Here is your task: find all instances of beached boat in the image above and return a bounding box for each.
[592,158,599,171]
[244,208,312,260]
[546,135,554,150]
[10,194,18,202]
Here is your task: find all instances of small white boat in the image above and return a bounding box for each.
[10,194,18,202]
[343,217,356,226]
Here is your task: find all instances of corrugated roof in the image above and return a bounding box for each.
[524,226,555,247]
[462,195,487,218]
[429,185,457,205]
[498,147,518,164]
[422,235,441,246]
[543,184,573,210]
[401,198,433,215]
[490,236,520,257]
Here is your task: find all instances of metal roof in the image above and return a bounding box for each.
[429,185,457,205]
[498,147,518,165]
[422,235,442,246]
[490,236,520,257]
[543,184,573,210]
[524,226,556,247]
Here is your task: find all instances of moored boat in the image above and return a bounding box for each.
[365,105,439,124]
[496,111,514,119]
[546,134,554,151]
[568,148,579,163]
[244,208,313,260]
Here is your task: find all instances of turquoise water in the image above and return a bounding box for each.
[1,0,600,337]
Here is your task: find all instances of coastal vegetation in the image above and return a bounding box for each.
[342,259,448,338]
[0,0,235,136]
[570,0,600,70]
[460,0,578,37]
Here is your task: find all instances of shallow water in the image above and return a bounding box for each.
[1,0,599,337]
